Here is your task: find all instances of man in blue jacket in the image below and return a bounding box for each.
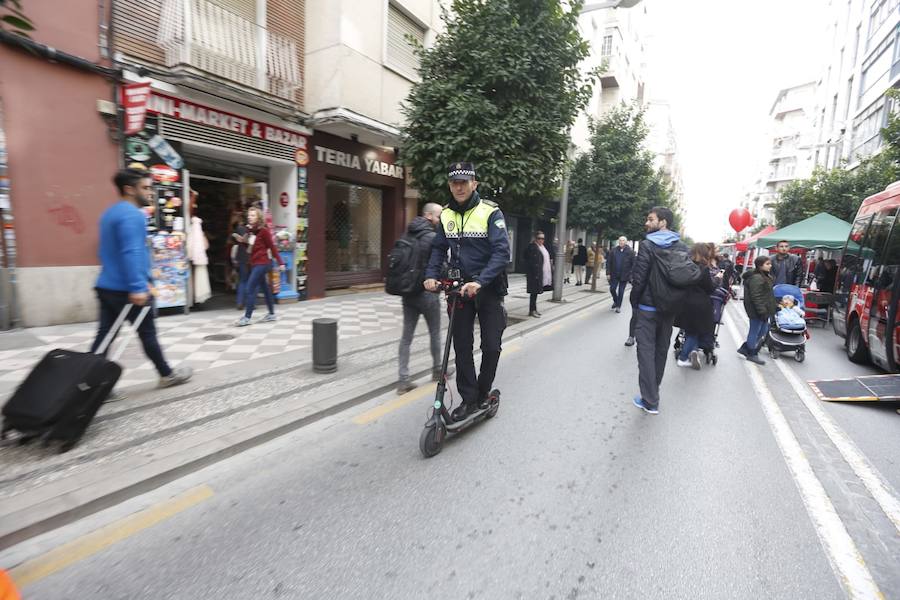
[89,169,192,388]
[628,206,684,415]
[606,235,635,313]
[424,162,510,422]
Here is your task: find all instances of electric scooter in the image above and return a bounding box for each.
[419,276,500,458]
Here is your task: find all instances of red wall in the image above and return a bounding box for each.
[0,0,118,268]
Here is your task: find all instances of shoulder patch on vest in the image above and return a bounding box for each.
[481,199,499,208]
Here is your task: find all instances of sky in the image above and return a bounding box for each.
[644,0,829,241]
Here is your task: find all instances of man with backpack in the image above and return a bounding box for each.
[629,206,696,415]
[390,203,445,394]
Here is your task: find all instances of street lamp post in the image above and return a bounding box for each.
[552,0,640,302]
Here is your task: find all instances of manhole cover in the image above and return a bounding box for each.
[204,334,235,341]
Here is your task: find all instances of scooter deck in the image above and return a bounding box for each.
[445,406,491,432]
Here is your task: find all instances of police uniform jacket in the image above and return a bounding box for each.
[425,191,510,294]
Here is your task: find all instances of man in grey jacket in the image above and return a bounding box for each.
[771,240,803,286]
[397,203,445,394]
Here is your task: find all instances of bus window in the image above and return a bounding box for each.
[838,215,873,294]
[864,210,896,284]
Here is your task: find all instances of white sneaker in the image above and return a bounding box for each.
[676,358,692,368]
[689,350,702,370]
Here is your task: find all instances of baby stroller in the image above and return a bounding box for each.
[766,284,808,362]
[673,286,731,366]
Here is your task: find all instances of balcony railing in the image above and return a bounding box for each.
[156,0,300,100]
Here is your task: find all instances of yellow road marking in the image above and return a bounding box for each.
[542,324,562,336]
[504,343,523,354]
[353,383,435,425]
[10,485,214,588]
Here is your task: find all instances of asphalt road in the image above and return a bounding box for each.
[15,295,900,599]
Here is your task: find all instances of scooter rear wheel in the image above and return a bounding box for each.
[419,423,445,458]
[485,390,500,419]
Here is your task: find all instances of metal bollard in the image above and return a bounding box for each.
[312,318,338,373]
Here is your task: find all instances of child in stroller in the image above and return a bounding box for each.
[766,284,808,362]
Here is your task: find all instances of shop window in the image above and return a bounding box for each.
[325,180,383,274]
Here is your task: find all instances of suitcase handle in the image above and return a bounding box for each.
[95,304,152,361]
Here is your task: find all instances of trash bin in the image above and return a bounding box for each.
[312,318,337,373]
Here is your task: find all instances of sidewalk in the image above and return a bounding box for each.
[0,275,611,550]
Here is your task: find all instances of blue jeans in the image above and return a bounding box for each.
[244,264,275,319]
[235,262,249,307]
[745,318,768,356]
[609,278,627,307]
[678,334,699,361]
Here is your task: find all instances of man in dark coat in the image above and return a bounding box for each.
[607,236,635,312]
[573,238,588,285]
[771,240,803,286]
[524,231,550,317]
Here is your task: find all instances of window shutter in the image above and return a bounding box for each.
[387,4,425,76]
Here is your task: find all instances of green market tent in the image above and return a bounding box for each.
[751,212,852,250]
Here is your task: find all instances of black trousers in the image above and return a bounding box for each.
[450,288,507,405]
[90,288,172,377]
[529,293,538,312]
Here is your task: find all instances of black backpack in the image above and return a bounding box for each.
[648,244,703,314]
[385,232,426,296]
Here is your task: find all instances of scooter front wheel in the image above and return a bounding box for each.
[419,422,445,458]
[485,389,501,419]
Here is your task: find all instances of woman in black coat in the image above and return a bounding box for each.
[674,243,718,369]
[524,231,549,318]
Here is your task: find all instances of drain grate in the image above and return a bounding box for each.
[204,334,235,341]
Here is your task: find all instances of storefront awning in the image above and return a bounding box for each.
[307,108,403,148]
[751,213,852,250]
[735,226,777,252]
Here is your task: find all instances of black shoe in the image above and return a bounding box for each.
[746,354,766,365]
[529,311,540,318]
[451,402,475,422]
[615,307,621,313]
[736,344,749,357]
[624,336,635,346]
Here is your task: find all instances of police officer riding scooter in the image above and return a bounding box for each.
[423,162,510,423]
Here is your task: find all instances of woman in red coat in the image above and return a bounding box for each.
[235,206,284,327]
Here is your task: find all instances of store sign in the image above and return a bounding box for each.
[146,91,309,149]
[150,164,179,183]
[121,82,152,135]
[313,145,403,179]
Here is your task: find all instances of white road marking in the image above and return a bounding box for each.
[728,306,900,534]
[723,313,884,599]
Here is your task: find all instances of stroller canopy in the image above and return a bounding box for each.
[773,284,804,308]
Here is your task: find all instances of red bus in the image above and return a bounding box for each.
[834,181,900,370]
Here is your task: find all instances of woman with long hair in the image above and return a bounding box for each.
[739,255,778,365]
[674,243,717,370]
[236,206,284,327]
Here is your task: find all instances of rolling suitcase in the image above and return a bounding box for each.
[1,304,150,453]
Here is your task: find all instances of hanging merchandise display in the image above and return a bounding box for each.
[0,99,17,330]
[295,165,309,300]
[125,114,190,312]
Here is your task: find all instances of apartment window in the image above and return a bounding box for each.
[386,3,427,79]
[868,0,900,47]
[601,34,613,57]
[844,76,854,121]
[853,24,861,65]
[852,98,887,158]
[831,93,839,130]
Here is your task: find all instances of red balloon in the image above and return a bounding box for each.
[729,208,751,233]
[747,214,756,227]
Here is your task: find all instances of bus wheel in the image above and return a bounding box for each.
[846,319,870,364]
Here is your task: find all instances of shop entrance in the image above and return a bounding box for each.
[325,179,384,288]
[184,152,269,308]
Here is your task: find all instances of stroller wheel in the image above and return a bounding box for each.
[711,354,718,366]
[770,349,780,359]
[795,350,805,363]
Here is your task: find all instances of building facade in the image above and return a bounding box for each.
[810,0,900,169]
[743,82,817,227]
[0,0,121,327]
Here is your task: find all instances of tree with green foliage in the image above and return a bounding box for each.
[568,103,679,242]
[401,0,594,214]
[0,0,33,36]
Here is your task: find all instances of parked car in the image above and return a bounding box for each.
[834,181,900,370]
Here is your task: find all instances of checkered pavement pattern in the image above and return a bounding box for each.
[0,276,534,393]
[0,295,408,392]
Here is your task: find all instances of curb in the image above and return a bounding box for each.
[0,289,610,552]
